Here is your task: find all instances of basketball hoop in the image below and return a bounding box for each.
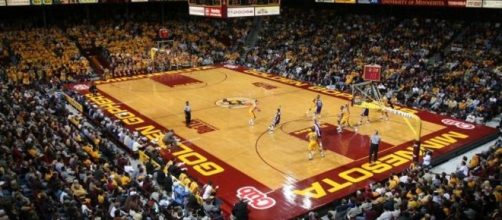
[159,28,169,39]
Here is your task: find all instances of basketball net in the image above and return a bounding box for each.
[351,79,423,161]
[351,81,383,109]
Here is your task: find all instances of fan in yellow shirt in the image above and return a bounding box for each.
[120,173,131,186]
[82,145,101,160]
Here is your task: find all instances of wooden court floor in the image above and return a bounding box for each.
[97,67,445,189]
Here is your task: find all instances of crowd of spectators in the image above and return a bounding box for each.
[66,14,252,78]
[1,27,93,84]
[241,9,501,122]
[0,81,226,219]
[304,138,502,220]
[0,6,501,220]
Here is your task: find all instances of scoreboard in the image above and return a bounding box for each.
[188,0,280,18]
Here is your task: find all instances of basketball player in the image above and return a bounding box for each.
[337,104,352,133]
[248,99,260,126]
[313,119,325,158]
[268,107,281,133]
[359,107,370,125]
[380,97,390,121]
[307,128,320,160]
[306,95,322,119]
[314,95,323,119]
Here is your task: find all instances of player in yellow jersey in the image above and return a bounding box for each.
[380,97,391,120]
[248,99,260,126]
[307,128,324,160]
[337,104,352,133]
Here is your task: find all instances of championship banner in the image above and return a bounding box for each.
[335,0,356,3]
[447,0,466,6]
[466,0,482,7]
[483,0,502,8]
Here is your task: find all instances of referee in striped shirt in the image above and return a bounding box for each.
[369,130,380,164]
[184,101,191,127]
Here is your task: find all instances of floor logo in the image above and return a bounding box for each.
[72,84,89,91]
[223,64,239,69]
[441,119,475,130]
[215,97,254,109]
[237,186,276,210]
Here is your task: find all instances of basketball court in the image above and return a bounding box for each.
[69,65,498,219]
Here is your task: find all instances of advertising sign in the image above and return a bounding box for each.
[204,7,223,17]
[358,0,380,3]
[335,0,356,3]
[78,0,98,3]
[7,0,30,4]
[381,0,447,6]
[254,6,280,16]
[483,0,502,8]
[447,0,466,6]
[189,6,205,16]
[466,0,482,7]
[227,7,255,17]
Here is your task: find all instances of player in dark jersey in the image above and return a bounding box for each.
[314,95,323,119]
[268,107,281,133]
[313,119,325,157]
[359,108,370,125]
